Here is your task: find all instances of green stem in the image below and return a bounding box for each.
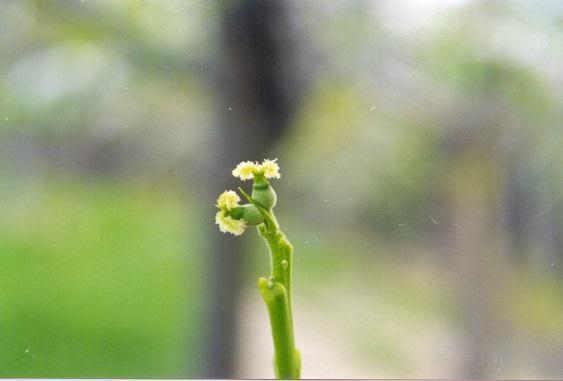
[257,212,300,379]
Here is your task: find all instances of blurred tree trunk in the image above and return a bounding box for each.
[199,1,301,378]
[502,154,533,263]
[440,94,509,379]
[445,147,504,378]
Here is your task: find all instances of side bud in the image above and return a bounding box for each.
[241,204,265,225]
[252,172,277,209]
[227,204,265,225]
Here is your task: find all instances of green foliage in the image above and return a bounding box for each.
[505,269,563,339]
[0,178,204,377]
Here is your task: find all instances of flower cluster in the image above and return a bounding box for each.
[232,158,281,181]
[215,159,281,235]
[215,190,247,236]
[216,190,240,210]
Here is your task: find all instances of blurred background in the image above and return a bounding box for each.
[1,0,562,378]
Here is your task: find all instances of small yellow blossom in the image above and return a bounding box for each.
[232,160,260,180]
[215,211,247,236]
[216,190,240,210]
[260,158,281,179]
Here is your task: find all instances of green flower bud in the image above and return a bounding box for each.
[241,204,265,225]
[227,204,265,225]
[228,206,244,220]
[252,172,277,209]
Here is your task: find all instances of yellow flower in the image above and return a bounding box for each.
[216,190,240,210]
[260,158,281,179]
[232,160,260,180]
[215,211,247,236]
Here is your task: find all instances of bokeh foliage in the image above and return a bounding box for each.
[1,0,562,378]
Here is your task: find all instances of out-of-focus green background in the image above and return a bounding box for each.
[1,0,562,379]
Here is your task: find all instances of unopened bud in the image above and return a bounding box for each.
[241,204,265,225]
[252,172,277,209]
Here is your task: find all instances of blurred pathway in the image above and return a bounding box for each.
[235,292,381,378]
